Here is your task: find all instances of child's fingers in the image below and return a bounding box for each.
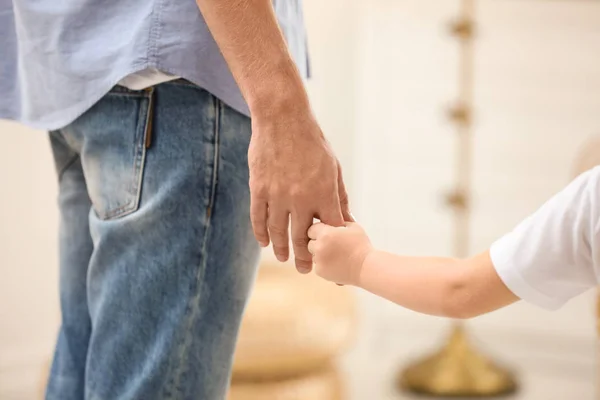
[307,239,317,255]
[308,222,329,240]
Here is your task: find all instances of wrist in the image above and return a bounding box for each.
[351,247,376,287]
[246,65,311,122]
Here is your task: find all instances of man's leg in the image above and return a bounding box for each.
[45,132,94,400]
[49,81,260,400]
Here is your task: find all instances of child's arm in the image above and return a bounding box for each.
[359,250,518,318]
[307,223,517,318]
[308,166,600,318]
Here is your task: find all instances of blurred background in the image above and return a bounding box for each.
[2,0,600,399]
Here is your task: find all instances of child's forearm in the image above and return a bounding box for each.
[356,250,518,318]
[356,251,465,317]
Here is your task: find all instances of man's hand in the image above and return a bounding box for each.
[307,222,373,285]
[249,106,352,273]
[194,0,352,271]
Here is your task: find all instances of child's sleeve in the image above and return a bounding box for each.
[489,166,600,310]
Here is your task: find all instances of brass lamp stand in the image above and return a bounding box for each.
[397,0,517,396]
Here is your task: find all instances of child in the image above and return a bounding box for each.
[307,166,600,318]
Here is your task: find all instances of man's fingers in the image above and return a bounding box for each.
[250,198,269,247]
[268,209,290,262]
[291,213,314,274]
[337,161,354,222]
[317,197,345,228]
[341,205,354,223]
[339,188,354,222]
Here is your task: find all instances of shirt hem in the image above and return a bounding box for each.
[16,63,151,131]
[14,65,251,131]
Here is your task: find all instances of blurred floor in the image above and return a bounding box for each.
[1,349,593,400]
[2,311,594,400]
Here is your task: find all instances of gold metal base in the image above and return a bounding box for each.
[398,324,517,397]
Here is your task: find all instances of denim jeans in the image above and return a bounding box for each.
[45,81,261,400]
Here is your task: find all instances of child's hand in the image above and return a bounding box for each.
[307,222,373,285]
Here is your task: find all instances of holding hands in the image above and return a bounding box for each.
[307,222,373,286]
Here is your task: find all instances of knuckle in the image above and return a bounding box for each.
[268,224,288,238]
[325,183,337,195]
[252,223,265,234]
[289,186,306,201]
[339,191,350,205]
[312,242,323,255]
[295,255,312,264]
[270,184,289,199]
[292,236,309,248]
[297,251,312,261]
[252,185,269,200]
[250,212,265,224]
[253,231,269,242]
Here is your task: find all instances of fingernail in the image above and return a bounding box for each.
[259,241,268,248]
[276,254,287,262]
[297,267,311,274]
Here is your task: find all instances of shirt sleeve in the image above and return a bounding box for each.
[489,166,600,310]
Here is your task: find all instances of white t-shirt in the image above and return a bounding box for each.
[490,166,600,310]
[118,69,179,90]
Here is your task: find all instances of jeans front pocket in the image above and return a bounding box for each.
[64,87,154,220]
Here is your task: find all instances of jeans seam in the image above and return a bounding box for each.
[106,90,151,97]
[50,130,80,182]
[162,96,221,399]
[206,99,221,218]
[57,153,80,182]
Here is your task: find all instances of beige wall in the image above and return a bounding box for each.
[0,122,60,397]
[347,1,599,398]
[353,0,600,337]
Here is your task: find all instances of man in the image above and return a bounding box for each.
[1,0,352,399]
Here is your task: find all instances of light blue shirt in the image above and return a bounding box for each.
[0,0,309,130]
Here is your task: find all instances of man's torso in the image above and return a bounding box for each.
[1,0,309,130]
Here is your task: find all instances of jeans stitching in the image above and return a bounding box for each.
[101,94,149,220]
[106,89,151,97]
[50,130,80,182]
[57,153,80,182]
[162,95,221,399]
[206,99,221,217]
